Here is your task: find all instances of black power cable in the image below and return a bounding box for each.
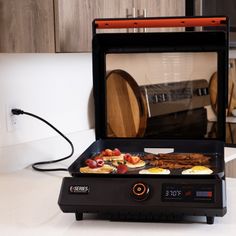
[11,109,74,172]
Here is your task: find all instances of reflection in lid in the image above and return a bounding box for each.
[106,69,147,137]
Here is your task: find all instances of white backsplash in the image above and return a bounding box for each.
[0,53,94,172]
[0,53,94,147]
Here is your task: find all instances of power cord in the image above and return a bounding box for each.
[11,109,74,172]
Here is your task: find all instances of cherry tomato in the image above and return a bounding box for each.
[104,149,113,156]
[112,148,121,156]
[101,151,106,156]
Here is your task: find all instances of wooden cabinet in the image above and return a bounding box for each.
[134,0,185,32]
[134,0,185,18]
[0,0,55,52]
[55,0,185,52]
[54,0,133,52]
[0,0,186,53]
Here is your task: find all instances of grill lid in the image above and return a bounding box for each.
[92,16,228,142]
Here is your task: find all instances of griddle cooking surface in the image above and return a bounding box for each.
[68,139,225,177]
[71,151,222,176]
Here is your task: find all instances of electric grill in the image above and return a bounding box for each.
[58,16,228,224]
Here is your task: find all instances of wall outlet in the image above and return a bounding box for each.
[6,105,17,132]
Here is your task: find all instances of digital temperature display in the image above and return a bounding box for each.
[164,189,183,198]
[162,184,214,202]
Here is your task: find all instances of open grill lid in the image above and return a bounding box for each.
[92,16,228,142]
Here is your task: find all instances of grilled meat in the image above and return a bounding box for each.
[143,153,211,169]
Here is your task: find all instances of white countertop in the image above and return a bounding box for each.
[1,165,236,236]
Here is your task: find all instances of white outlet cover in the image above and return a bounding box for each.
[5,105,17,132]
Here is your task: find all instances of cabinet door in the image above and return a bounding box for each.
[0,0,55,53]
[134,0,185,32]
[134,0,185,17]
[55,0,132,52]
[55,0,185,52]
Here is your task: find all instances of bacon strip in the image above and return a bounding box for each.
[143,153,211,169]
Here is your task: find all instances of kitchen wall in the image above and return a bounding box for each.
[0,53,95,172]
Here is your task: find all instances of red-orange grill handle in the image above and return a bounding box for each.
[93,16,227,34]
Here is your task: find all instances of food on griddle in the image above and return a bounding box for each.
[113,153,146,168]
[112,148,121,156]
[80,164,116,174]
[85,158,104,168]
[124,153,140,164]
[102,148,121,156]
[113,159,146,168]
[139,167,170,175]
[96,148,124,161]
[117,164,128,174]
[157,153,210,163]
[143,153,156,160]
[143,153,210,163]
[143,153,211,169]
[182,166,213,175]
[149,161,193,169]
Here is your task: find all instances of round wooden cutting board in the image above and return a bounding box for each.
[209,72,218,114]
[106,69,147,137]
[209,61,236,116]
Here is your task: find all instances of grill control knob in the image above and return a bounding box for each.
[131,182,150,201]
